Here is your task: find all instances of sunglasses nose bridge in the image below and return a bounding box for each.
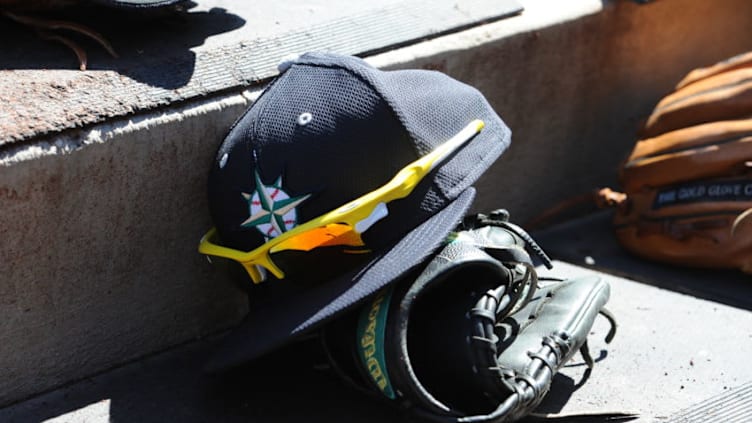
[242,263,264,284]
[243,253,286,284]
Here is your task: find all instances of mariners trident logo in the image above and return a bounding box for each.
[240,170,311,240]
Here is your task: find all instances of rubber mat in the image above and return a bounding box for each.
[663,382,752,422]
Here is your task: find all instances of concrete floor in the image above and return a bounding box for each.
[534,213,752,421]
[2,212,750,422]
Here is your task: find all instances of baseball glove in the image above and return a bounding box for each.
[602,52,752,273]
[321,211,616,422]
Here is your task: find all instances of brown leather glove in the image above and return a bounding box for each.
[610,52,752,273]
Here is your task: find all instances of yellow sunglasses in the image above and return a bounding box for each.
[199,119,485,284]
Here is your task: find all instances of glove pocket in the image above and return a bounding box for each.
[321,239,518,417]
[385,241,518,416]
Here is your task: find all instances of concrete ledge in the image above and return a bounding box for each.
[3,0,752,408]
[0,0,523,144]
[1,92,256,406]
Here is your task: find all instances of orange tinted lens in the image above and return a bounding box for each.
[271,223,366,252]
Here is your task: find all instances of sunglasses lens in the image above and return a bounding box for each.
[270,245,372,285]
[271,223,366,253]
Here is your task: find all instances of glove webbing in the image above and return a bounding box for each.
[463,211,549,406]
[465,275,617,423]
[467,210,554,270]
[471,262,539,405]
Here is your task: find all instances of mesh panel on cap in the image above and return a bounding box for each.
[376,69,509,200]
[209,60,416,252]
[251,64,415,220]
[292,53,510,203]
[253,66,387,150]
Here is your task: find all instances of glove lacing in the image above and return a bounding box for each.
[460,211,619,423]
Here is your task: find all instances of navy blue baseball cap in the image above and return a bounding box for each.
[202,52,510,372]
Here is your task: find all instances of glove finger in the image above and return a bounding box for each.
[643,66,752,138]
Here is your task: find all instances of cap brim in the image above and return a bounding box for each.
[204,188,476,374]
